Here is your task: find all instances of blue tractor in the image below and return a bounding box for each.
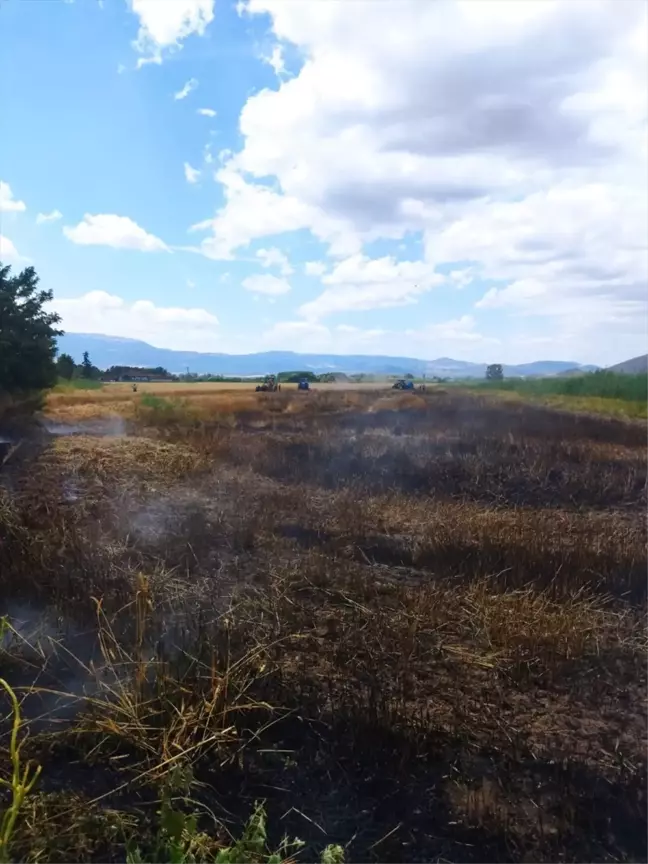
[297,379,310,392]
[392,379,414,390]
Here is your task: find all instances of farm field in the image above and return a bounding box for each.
[468,372,647,421]
[44,382,394,423]
[1,387,646,862]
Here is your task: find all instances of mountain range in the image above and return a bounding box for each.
[56,333,601,379]
[607,354,647,374]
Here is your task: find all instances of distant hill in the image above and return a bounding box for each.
[56,332,597,380]
[554,365,601,378]
[607,354,648,374]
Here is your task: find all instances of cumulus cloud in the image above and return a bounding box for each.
[174,78,198,100]
[51,290,220,351]
[242,273,291,295]
[260,315,495,359]
[261,319,331,351]
[0,181,26,213]
[189,0,647,352]
[189,164,361,259]
[0,235,25,262]
[129,0,214,67]
[184,162,201,184]
[261,44,285,77]
[433,183,648,331]
[300,253,444,320]
[63,214,168,251]
[197,107,217,117]
[256,246,293,275]
[406,315,498,346]
[36,210,63,224]
[304,261,326,276]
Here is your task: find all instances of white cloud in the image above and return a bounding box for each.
[262,44,285,77]
[262,319,331,351]
[52,290,220,352]
[304,261,326,276]
[63,214,168,251]
[184,162,201,184]
[36,209,63,224]
[197,107,217,117]
[242,273,291,295]
[190,164,360,260]
[0,235,25,262]
[428,183,648,338]
[300,253,444,319]
[0,181,26,213]
[256,246,293,275]
[187,0,648,356]
[129,0,214,67]
[260,316,495,359]
[174,78,198,100]
[407,314,498,346]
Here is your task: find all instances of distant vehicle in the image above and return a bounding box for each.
[392,379,414,390]
[297,379,310,391]
[256,374,279,392]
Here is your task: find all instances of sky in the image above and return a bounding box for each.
[0,0,646,365]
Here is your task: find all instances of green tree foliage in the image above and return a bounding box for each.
[486,363,504,381]
[56,352,75,380]
[81,351,94,379]
[278,370,318,383]
[104,365,172,380]
[0,263,62,394]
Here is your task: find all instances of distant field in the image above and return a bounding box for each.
[102,380,390,393]
[44,380,402,421]
[44,378,648,423]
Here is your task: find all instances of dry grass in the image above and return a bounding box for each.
[1,388,646,862]
[49,436,206,482]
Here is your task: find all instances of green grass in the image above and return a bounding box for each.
[0,620,42,864]
[456,372,647,419]
[53,378,103,391]
[472,371,647,401]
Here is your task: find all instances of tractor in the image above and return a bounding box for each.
[392,379,414,390]
[256,374,280,393]
[297,379,310,392]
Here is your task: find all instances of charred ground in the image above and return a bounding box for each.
[1,388,646,862]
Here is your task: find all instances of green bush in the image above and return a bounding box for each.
[126,797,345,864]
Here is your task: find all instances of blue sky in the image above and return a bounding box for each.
[1,0,646,364]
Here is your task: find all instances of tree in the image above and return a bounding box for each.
[56,352,75,380]
[486,363,504,381]
[0,263,62,394]
[278,370,318,383]
[81,351,94,379]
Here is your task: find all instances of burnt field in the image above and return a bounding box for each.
[1,389,646,862]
